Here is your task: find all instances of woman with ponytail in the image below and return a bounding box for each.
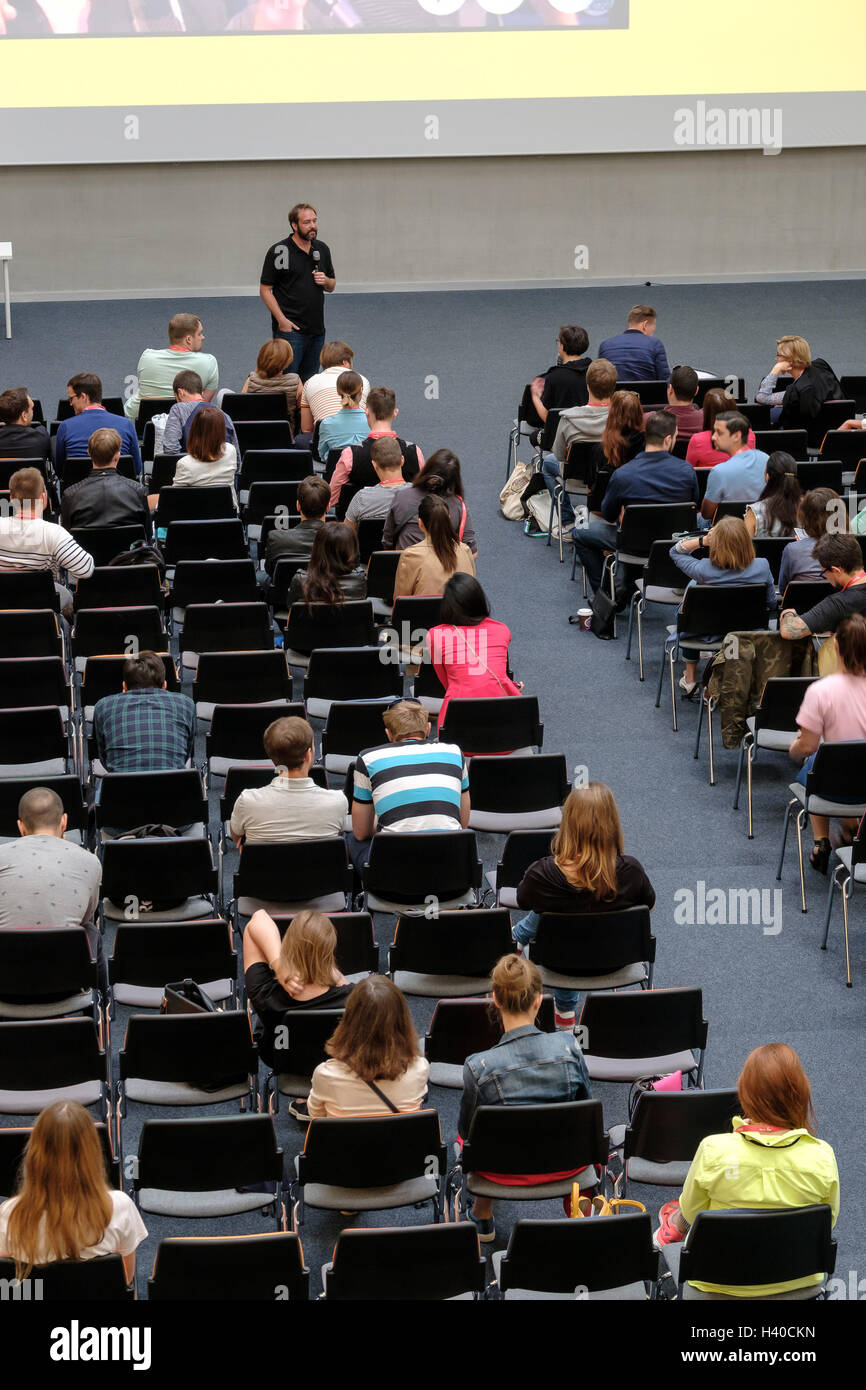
[383,448,478,553]
[745,452,803,538]
[789,612,866,873]
[392,494,476,597]
[315,370,369,462]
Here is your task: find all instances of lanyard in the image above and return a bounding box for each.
[842,571,866,591]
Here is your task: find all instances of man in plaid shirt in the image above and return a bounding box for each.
[93,651,196,773]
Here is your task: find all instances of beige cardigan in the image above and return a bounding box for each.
[393,537,476,597]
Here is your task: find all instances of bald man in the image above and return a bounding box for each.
[0,788,101,957]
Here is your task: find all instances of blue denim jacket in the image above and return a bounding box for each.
[458,1024,592,1140]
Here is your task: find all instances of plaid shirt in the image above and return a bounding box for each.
[93,688,196,773]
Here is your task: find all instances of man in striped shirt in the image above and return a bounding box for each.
[0,466,94,605]
[346,700,470,873]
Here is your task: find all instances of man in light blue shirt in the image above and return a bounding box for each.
[702,413,769,521]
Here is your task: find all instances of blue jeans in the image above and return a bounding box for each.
[542,452,575,526]
[274,329,325,383]
[512,910,579,1012]
[571,517,618,595]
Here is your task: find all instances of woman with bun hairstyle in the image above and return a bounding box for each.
[383,448,477,554]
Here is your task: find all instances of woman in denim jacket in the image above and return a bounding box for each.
[458,954,591,1243]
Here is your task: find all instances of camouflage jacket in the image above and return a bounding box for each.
[705,631,818,749]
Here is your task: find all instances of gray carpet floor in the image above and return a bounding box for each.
[1,280,865,1299]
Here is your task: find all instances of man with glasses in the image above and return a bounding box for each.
[780,532,866,640]
[54,372,142,481]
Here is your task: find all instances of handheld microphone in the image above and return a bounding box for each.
[311,242,322,278]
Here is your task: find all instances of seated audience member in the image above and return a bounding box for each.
[646,365,702,439]
[598,303,670,382]
[0,387,51,464]
[744,452,802,538]
[230,715,347,846]
[572,410,699,600]
[654,1044,839,1298]
[686,388,756,468]
[243,909,353,1068]
[344,436,410,527]
[781,533,866,640]
[287,521,367,611]
[161,369,239,458]
[0,467,94,606]
[426,574,523,729]
[0,788,101,957]
[778,487,841,593]
[393,495,476,597]
[167,406,238,506]
[529,324,592,453]
[304,975,429,1118]
[299,341,370,434]
[346,699,470,873]
[457,954,593,1242]
[125,313,218,422]
[755,335,842,429]
[839,417,866,433]
[265,474,330,573]
[701,413,769,520]
[0,1102,148,1284]
[383,449,477,554]
[670,517,776,694]
[544,358,617,534]
[788,614,866,873]
[60,428,152,536]
[93,651,196,774]
[315,371,369,463]
[585,388,645,510]
[242,338,301,431]
[55,373,141,479]
[329,385,423,514]
[513,783,655,1031]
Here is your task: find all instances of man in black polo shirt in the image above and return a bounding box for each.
[259,202,336,383]
[530,325,592,451]
[780,533,866,639]
[0,387,51,465]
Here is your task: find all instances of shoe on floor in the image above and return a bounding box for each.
[678,675,698,697]
[554,1007,576,1030]
[551,522,575,539]
[653,1198,686,1250]
[288,1098,311,1124]
[468,1206,496,1244]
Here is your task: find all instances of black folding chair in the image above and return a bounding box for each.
[776,740,866,914]
[323,1224,485,1301]
[655,583,771,735]
[491,1214,658,1301]
[148,1233,308,1301]
[733,676,819,837]
[388,909,515,996]
[672,1205,836,1300]
[439,696,543,755]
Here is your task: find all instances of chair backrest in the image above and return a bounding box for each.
[643,538,689,589]
[155,485,237,526]
[365,550,402,604]
[221,392,289,422]
[72,604,165,659]
[0,568,59,612]
[390,594,443,636]
[364,831,481,906]
[244,480,300,528]
[467,754,570,815]
[237,448,312,490]
[738,402,772,430]
[285,601,376,656]
[56,395,125,422]
[100,837,218,906]
[356,517,386,562]
[109,920,236,992]
[0,1122,118,1200]
[795,459,843,492]
[325,1224,485,1301]
[751,535,794,582]
[0,656,70,711]
[304,647,402,704]
[298,1110,445,1189]
[754,676,819,732]
[439,697,543,755]
[0,773,86,837]
[617,380,669,404]
[60,455,137,489]
[70,525,147,568]
[462,1100,608,1176]
[678,1205,836,1288]
[179,602,272,656]
[81,653,179,706]
[74,564,163,612]
[148,1233,308,1301]
[0,928,97,1003]
[0,1254,132,1300]
[163,518,248,565]
[206,701,303,763]
[712,499,748,520]
[321,700,396,760]
[264,1007,345,1079]
[193,650,291,706]
[753,429,808,461]
[233,839,352,905]
[169,558,259,610]
[840,376,866,414]
[390,909,514,979]
[677,583,769,637]
[95,768,207,833]
[691,468,712,502]
[495,829,557,889]
[137,397,176,433]
[531,907,655,977]
[119,1012,256,1087]
[0,609,61,662]
[624,1088,740,1166]
[425,996,555,1067]
[781,580,834,615]
[562,439,599,485]
[805,739,866,804]
[498,1214,657,1295]
[272,912,378,978]
[135,1114,283,1193]
[812,399,855,442]
[579,987,708,1062]
[618,503,698,556]
[819,429,866,468]
[0,1017,105,1093]
[234,420,294,456]
[149,454,181,491]
[0,705,67,767]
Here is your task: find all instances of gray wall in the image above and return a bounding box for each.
[2,146,864,299]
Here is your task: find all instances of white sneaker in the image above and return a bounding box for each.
[551,523,575,539]
[678,675,698,697]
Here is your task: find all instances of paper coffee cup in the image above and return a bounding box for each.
[577,608,592,632]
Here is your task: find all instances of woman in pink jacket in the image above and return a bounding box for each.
[425,574,523,728]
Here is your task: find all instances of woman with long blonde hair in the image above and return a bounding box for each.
[0,1101,147,1283]
[243,908,353,1068]
[512,782,655,1030]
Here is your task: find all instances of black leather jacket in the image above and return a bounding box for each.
[60,469,152,538]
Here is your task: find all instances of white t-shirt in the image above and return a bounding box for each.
[230,774,348,844]
[301,366,371,425]
[0,1189,147,1264]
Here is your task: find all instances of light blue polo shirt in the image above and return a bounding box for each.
[704,448,769,505]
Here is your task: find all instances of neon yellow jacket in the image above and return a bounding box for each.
[679,1118,840,1297]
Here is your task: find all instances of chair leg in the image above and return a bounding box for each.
[625,594,636,663]
[841,876,854,987]
[693,691,704,760]
[776,799,796,880]
[822,864,840,950]
[795,808,807,914]
[707,700,715,786]
[733,739,746,810]
[746,744,755,839]
[655,638,667,708]
[637,599,645,681]
[669,643,678,732]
